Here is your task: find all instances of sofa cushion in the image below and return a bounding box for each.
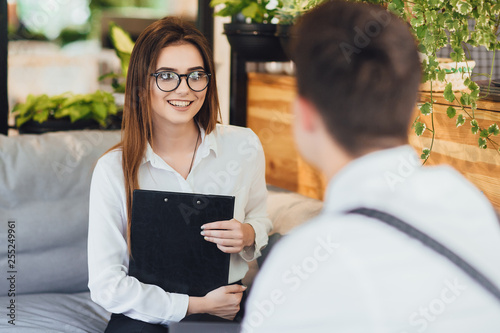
[0,130,121,296]
[266,185,324,235]
[0,292,109,332]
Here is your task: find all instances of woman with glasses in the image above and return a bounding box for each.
[87,17,272,332]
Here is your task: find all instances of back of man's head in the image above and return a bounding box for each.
[292,0,421,156]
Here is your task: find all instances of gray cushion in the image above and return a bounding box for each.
[0,130,121,295]
[0,292,109,332]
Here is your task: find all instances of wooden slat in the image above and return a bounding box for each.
[419,91,500,113]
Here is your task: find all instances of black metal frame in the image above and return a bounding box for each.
[0,0,8,135]
[197,0,214,55]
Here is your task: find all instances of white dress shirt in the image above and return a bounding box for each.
[242,145,500,333]
[88,124,272,325]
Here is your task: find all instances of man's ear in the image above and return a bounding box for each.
[295,96,319,132]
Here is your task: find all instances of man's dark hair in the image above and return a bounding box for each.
[292,0,421,156]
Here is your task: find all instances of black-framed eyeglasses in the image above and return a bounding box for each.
[150,71,211,92]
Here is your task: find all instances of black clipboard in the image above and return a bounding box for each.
[129,189,235,297]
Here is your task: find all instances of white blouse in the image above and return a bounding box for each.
[88,124,272,325]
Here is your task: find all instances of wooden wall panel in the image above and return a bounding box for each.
[410,103,500,209]
[247,72,500,209]
[247,72,326,200]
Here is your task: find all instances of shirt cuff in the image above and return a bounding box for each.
[239,221,269,262]
[160,293,189,325]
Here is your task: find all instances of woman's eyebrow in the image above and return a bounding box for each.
[155,66,205,72]
[188,66,205,71]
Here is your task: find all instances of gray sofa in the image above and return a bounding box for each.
[0,130,323,332]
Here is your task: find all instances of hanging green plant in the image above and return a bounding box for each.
[353,0,500,163]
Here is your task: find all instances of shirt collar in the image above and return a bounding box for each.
[323,145,420,214]
[142,123,218,166]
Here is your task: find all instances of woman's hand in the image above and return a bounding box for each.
[187,285,247,320]
[201,219,255,253]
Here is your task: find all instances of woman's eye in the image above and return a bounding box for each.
[159,72,176,80]
[190,72,203,81]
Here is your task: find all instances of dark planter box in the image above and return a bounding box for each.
[224,22,288,62]
[18,118,101,134]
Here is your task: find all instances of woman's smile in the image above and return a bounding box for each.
[167,100,193,108]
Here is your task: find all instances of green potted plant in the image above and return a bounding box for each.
[99,22,135,93]
[210,0,288,61]
[12,90,118,134]
[275,0,327,57]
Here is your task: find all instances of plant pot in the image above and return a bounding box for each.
[223,22,289,62]
[419,58,476,92]
[276,24,293,60]
[18,118,101,134]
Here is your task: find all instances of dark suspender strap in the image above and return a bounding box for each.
[348,207,500,303]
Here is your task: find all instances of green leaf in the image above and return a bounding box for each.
[415,121,426,136]
[109,22,134,76]
[420,102,432,115]
[107,102,118,116]
[460,92,471,106]
[109,22,134,54]
[456,114,465,127]
[98,72,121,81]
[470,119,479,134]
[420,148,431,160]
[210,0,231,6]
[15,114,32,128]
[437,69,446,81]
[478,137,487,149]
[480,129,490,138]
[488,123,500,136]
[241,2,261,22]
[411,15,425,27]
[447,106,457,118]
[32,109,49,123]
[92,102,107,121]
[417,43,428,54]
[455,1,472,15]
[444,82,455,102]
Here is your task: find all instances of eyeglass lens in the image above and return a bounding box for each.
[156,71,209,92]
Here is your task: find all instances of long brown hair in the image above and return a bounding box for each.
[111,17,220,252]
